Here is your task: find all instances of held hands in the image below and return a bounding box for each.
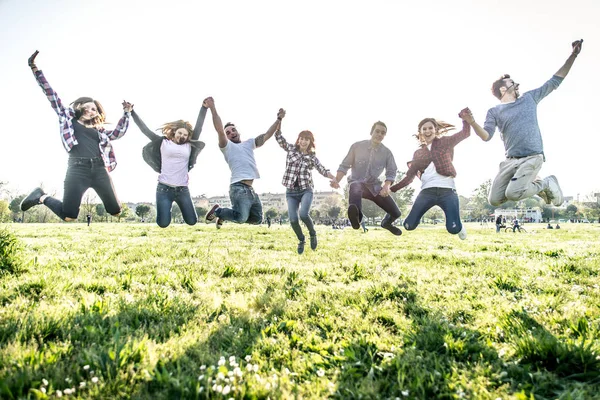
[329,179,340,189]
[379,186,391,197]
[203,96,214,109]
[28,50,39,70]
[458,107,475,124]
[122,101,134,113]
[571,39,583,56]
[277,108,286,121]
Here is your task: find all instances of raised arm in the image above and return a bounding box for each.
[275,129,295,152]
[101,101,132,140]
[204,97,227,148]
[28,50,72,119]
[555,39,583,78]
[255,108,286,148]
[191,102,208,141]
[447,108,472,147]
[461,107,491,141]
[131,109,161,141]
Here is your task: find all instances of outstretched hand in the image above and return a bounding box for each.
[28,50,39,68]
[203,97,214,109]
[458,107,475,124]
[122,101,134,113]
[571,39,583,56]
[277,108,286,120]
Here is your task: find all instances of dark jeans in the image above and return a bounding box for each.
[348,182,401,223]
[403,187,462,234]
[43,157,120,220]
[156,183,197,228]
[286,188,315,241]
[215,182,263,224]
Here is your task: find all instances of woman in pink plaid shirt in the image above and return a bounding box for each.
[275,127,337,254]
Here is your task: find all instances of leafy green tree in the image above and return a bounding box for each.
[136,204,151,221]
[96,204,106,222]
[468,179,495,220]
[195,206,208,219]
[0,200,10,222]
[118,203,130,222]
[265,208,279,220]
[171,204,182,223]
[390,171,415,217]
[328,206,341,219]
[566,204,578,220]
[9,195,25,221]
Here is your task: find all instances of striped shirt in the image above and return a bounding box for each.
[33,70,130,172]
[276,131,330,190]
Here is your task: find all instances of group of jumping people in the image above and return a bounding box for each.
[20,39,583,254]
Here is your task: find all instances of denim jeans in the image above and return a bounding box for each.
[286,188,315,241]
[155,183,197,228]
[43,157,120,220]
[403,187,462,234]
[215,182,263,224]
[348,182,401,223]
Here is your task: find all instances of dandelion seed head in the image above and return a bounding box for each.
[91,377,99,384]
[83,365,90,370]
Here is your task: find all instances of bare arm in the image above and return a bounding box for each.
[203,97,227,148]
[555,39,583,78]
[255,108,286,148]
[460,107,490,141]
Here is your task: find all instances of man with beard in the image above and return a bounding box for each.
[130,101,208,228]
[204,97,285,227]
[466,39,583,208]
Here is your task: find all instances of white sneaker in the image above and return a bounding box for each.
[458,226,467,240]
[546,175,564,206]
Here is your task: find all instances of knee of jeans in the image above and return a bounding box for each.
[390,210,401,220]
[157,220,170,228]
[403,221,416,231]
[505,188,524,202]
[233,211,250,223]
[447,224,462,235]
[299,212,311,222]
[186,219,198,226]
[488,194,503,207]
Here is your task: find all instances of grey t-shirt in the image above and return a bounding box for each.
[483,75,564,158]
[221,139,260,184]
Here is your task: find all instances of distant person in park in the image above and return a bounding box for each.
[361,219,368,233]
[495,215,503,233]
[204,97,284,227]
[512,218,521,233]
[20,51,133,221]
[266,216,271,228]
[331,121,402,236]
[130,100,207,228]
[86,214,92,226]
[556,223,561,229]
[547,223,554,229]
[274,125,337,254]
[390,109,472,240]
[467,39,584,208]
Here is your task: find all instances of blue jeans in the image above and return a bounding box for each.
[43,157,120,220]
[403,187,462,234]
[216,182,263,224]
[155,183,197,228]
[348,182,401,223]
[286,188,315,241]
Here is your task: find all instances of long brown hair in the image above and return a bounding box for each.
[415,118,455,145]
[158,120,193,142]
[71,97,106,127]
[295,130,316,154]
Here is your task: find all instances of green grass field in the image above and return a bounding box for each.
[1,222,599,399]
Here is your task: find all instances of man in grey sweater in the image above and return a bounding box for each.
[467,39,583,207]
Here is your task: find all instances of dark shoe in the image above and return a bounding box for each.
[297,241,305,254]
[310,235,317,250]
[20,187,45,212]
[348,205,361,230]
[216,218,224,229]
[205,204,219,222]
[381,220,402,236]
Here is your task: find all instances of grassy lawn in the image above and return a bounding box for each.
[1,222,599,399]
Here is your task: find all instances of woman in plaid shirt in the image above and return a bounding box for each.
[275,128,337,254]
[390,108,472,239]
[20,51,132,221]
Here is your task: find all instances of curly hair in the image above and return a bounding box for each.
[295,130,316,154]
[415,118,455,145]
[158,120,193,142]
[71,97,106,127]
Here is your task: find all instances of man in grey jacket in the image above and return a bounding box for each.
[467,39,583,207]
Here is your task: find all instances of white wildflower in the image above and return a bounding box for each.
[245,355,251,362]
[42,379,49,386]
[252,364,259,372]
[198,375,205,381]
[200,365,207,370]
[233,367,242,377]
[316,369,325,377]
[402,390,410,396]
[216,385,223,393]
[218,358,226,366]
[91,377,99,384]
[83,365,90,370]
[56,390,63,397]
[217,372,225,380]
[79,382,86,388]
[223,385,231,395]
[40,387,46,394]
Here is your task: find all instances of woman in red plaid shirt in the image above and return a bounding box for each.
[390,108,472,239]
[275,128,337,254]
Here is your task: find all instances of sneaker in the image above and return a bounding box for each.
[348,205,361,230]
[538,189,550,204]
[458,226,467,240]
[297,240,305,254]
[20,187,45,212]
[310,235,318,251]
[216,218,224,229]
[205,204,219,222]
[546,175,564,206]
[381,219,402,236]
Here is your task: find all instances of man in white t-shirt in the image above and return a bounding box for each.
[204,97,285,226]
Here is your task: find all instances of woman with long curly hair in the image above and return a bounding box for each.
[20,51,133,221]
[390,108,472,239]
[130,100,208,227]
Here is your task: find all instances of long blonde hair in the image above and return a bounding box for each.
[158,120,193,142]
[415,118,455,145]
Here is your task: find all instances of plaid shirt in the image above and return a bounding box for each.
[276,131,330,189]
[391,121,470,191]
[34,70,130,172]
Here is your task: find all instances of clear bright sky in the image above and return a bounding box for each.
[1,0,598,203]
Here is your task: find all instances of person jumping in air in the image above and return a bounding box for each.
[130,100,208,228]
[204,97,285,228]
[20,51,132,221]
[332,121,402,236]
[467,39,583,207]
[390,109,472,239]
[275,124,337,254]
